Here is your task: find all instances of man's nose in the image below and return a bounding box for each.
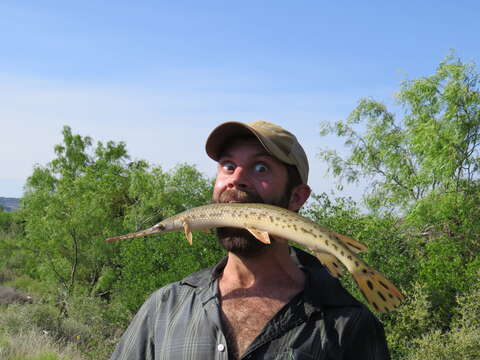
[227,166,250,189]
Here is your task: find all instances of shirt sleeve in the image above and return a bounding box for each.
[110,294,157,360]
[342,306,391,360]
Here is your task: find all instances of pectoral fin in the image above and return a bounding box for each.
[246,227,271,244]
[183,220,193,245]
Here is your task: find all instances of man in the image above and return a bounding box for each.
[111,121,390,359]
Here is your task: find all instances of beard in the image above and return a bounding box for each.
[215,188,291,258]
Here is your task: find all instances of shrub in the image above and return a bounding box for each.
[0,329,83,360]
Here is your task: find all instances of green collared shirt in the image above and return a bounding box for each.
[110,247,390,360]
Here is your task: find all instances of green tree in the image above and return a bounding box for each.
[304,193,414,293]
[18,126,225,314]
[113,164,224,311]
[0,207,25,272]
[21,126,132,299]
[318,54,480,341]
[319,54,480,213]
[0,207,14,233]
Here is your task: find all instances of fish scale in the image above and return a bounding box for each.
[106,202,404,312]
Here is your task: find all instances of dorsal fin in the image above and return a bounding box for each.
[329,232,367,253]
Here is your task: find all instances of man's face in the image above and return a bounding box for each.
[212,137,290,205]
[212,137,291,256]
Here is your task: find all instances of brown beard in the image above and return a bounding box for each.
[215,188,291,257]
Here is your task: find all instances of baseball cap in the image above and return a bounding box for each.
[205,121,309,184]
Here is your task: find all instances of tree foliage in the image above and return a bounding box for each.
[112,163,223,311]
[18,126,224,311]
[2,54,480,358]
[318,54,480,357]
[20,126,131,296]
[320,54,480,212]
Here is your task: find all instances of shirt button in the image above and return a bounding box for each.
[217,344,225,352]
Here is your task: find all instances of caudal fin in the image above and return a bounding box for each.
[352,266,404,313]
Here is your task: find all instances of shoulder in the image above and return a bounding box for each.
[291,247,390,357]
[146,263,218,307]
[325,303,385,337]
[322,304,389,358]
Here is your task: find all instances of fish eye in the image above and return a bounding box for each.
[254,163,268,173]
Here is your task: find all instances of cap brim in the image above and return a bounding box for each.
[206,121,308,184]
[206,122,265,160]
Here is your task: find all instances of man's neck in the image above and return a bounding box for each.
[218,242,306,359]
[219,242,305,297]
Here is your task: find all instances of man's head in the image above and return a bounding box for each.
[205,121,311,256]
[206,121,309,185]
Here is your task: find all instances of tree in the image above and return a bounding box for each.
[319,53,480,212]
[19,126,225,313]
[318,53,480,332]
[113,164,224,311]
[21,126,132,299]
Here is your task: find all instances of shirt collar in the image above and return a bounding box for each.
[180,246,361,310]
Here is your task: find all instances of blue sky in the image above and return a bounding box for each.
[1,1,479,200]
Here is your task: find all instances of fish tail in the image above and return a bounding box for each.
[351,265,404,313]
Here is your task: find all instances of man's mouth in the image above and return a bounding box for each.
[218,189,263,204]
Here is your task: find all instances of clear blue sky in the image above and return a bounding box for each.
[1,1,479,200]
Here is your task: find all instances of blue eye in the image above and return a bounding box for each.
[222,161,235,172]
[254,163,268,173]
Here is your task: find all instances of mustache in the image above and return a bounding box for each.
[217,189,264,203]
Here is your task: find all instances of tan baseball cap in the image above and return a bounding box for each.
[205,121,309,184]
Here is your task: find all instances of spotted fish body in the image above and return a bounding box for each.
[106,202,404,312]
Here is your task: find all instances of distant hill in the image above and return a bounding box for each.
[0,197,20,212]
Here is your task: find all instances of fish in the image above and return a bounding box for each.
[106,202,404,312]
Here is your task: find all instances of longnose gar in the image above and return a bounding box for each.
[106,203,404,312]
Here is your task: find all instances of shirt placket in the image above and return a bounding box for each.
[199,279,230,360]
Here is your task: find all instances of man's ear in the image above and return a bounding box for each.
[288,184,311,212]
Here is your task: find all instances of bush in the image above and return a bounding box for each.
[0,329,83,360]
[0,268,15,284]
[385,277,480,360]
[0,287,127,360]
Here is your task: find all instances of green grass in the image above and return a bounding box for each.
[0,271,129,360]
[0,329,83,360]
[1,265,479,360]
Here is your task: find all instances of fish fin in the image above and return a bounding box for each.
[329,232,368,253]
[183,220,193,245]
[313,251,343,278]
[352,266,404,313]
[246,227,271,244]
